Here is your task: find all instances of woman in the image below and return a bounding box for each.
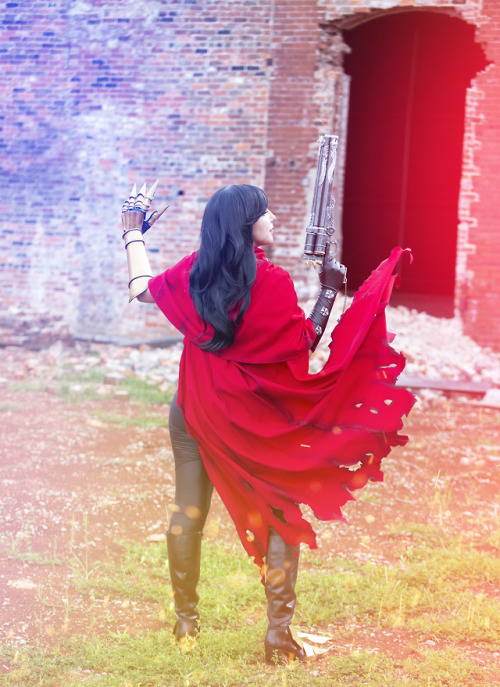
[121,183,414,663]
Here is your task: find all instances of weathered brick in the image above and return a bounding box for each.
[0,0,499,350]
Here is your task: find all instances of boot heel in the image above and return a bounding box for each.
[265,645,295,665]
[173,619,199,640]
[264,628,306,664]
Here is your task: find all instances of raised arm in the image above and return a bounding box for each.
[120,181,167,303]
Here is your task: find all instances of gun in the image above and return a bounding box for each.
[303,134,339,265]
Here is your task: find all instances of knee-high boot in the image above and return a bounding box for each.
[264,528,307,664]
[166,531,203,639]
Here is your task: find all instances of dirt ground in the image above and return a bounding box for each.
[0,344,499,677]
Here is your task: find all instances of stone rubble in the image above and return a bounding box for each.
[310,301,500,389]
[385,306,500,386]
[2,304,500,400]
[0,306,71,349]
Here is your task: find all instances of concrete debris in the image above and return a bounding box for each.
[0,306,71,349]
[2,303,500,402]
[310,302,500,398]
[482,388,500,408]
[384,306,500,386]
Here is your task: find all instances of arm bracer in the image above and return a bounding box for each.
[123,228,153,302]
[308,286,339,352]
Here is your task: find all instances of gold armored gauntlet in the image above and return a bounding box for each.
[120,181,167,302]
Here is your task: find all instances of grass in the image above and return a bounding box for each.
[0,403,19,412]
[57,369,174,407]
[1,524,499,686]
[7,365,174,426]
[300,542,500,644]
[117,376,174,406]
[92,410,169,428]
[1,644,490,687]
[3,366,499,684]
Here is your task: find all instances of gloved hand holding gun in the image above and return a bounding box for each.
[305,135,347,351]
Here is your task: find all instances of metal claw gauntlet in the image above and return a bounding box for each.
[121,180,168,235]
[121,180,168,302]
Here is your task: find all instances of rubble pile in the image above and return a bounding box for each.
[385,306,500,385]
[308,301,500,387]
[94,343,183,387]
[0,307,71,349]
[2,305,500,398]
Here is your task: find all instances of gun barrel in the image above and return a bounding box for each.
[311,134,338,230]
[304,135,339,261]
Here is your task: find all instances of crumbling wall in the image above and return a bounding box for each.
[1,0,273,344]
[1,0,499,350]
[319,0,499,351]
[460,0,500,349]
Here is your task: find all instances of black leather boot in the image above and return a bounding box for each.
[264,528,307,664]
[166,531,203,640]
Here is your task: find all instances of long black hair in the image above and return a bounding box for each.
[189,184,268,352]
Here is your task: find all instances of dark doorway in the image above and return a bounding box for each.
[341,11,486,316]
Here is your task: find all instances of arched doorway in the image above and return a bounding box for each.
[341,11,486,315]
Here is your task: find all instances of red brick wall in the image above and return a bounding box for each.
[1,0,500,351]
[265,0,325,297]
[461,0,500,349]
[319,1,500,352]
[1,0,273,342]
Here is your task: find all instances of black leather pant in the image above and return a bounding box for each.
[168,391,214,535]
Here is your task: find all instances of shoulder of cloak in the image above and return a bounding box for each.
[218,256,315,363]
[148,253,208,340]
[148,251,315,362]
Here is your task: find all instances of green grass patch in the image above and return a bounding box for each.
[92,410,168,428]
[8,366,174,408]
[0,636,495,686]
[117,375,174,406]
[57,370,174,407]
[7,379,47,393]
[1,526,499,685]
[5,550,65,566]
[0,403,19,411]
[299,528,500,646]
[71,540,172,604]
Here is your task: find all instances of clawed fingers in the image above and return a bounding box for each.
[145,179,159,202]
[152,204,169,224]
[121,183,137,213]
[142,205,169,234]
[122,180,160,214]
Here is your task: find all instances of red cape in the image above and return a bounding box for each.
[149,247,415,571]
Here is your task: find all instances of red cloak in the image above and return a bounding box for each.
[149,246,415,570]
